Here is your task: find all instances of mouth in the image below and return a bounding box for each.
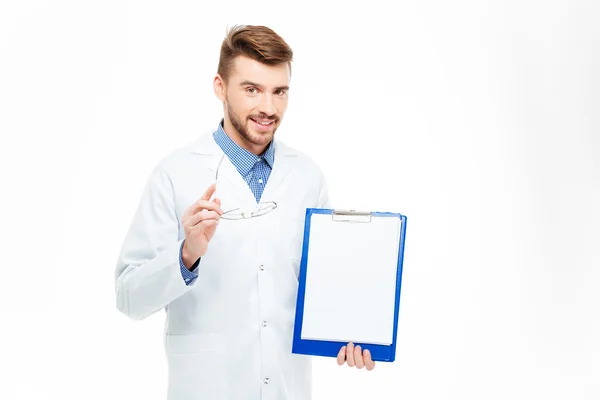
[250,118,275,132]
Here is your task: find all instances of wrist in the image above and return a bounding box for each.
[181,242,199,271]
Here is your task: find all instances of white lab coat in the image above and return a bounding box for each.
[115,128,330,400]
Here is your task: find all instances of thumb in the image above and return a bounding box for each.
[214,198,221,206]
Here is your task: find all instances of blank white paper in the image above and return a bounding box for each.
[300,213,401,345]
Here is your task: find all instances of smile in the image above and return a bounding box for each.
[250,118,275,131]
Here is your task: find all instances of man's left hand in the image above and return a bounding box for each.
[336,342,375,370]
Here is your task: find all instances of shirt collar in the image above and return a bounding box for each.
[213,119,275,176]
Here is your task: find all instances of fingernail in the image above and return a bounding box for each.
[365,349,370,356]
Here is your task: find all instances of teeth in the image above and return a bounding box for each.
[255,119,272,125]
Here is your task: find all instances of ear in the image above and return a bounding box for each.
[213,74,226,102]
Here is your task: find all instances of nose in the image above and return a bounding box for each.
[258,93,277,116]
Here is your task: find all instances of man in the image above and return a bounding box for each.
[115,25,375,400]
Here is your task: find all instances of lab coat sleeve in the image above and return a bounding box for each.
[178,240,199,285]
[115,164,196,320]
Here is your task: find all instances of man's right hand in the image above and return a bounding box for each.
[181,183,223,269]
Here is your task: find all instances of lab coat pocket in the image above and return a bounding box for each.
[166,333,228,399]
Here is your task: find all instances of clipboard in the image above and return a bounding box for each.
[292,208,407,362]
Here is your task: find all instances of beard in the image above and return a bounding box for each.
[227,103,279,148]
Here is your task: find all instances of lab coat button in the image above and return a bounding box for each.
[263,377,270,384]
[259,264,264,271]
[261,320,267,327]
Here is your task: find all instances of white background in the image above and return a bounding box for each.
[1,0,598,399]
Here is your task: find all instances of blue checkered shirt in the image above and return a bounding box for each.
[179,120,275,284]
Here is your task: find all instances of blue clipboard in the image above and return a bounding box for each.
[292,208,407,362]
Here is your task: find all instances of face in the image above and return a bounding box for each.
[214,56,290,153]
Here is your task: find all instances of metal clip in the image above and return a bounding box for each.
[331,209,372,223]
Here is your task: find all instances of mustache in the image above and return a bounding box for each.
[249,114,277,122]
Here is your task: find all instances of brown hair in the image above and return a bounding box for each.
[217,25,293,83]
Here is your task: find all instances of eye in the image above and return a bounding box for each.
[275,89,287,96]
[246,87,258,94]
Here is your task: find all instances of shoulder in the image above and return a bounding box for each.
[150,144,193,179]
[154,130,214,172]
[140,130,214,189]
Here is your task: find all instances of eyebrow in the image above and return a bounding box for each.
[239,80,289,91]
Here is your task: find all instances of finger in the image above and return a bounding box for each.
[185,210,221,228]
[364,349,376,371]
[190,219,219,235]
[346,342,355,367]
[354,345,365,369]
[201,183,216,201]
[185,199,224,217]
[336,346,346,366]
[202,219,219,237]
[214,198,221,206]
[198,218,219,229]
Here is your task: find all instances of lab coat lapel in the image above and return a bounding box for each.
[261,139,294,201]
[192,130,256,207]
[191,130,297,205]
[212,155,257,207]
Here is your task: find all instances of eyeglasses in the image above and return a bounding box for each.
[215,154,278,220]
